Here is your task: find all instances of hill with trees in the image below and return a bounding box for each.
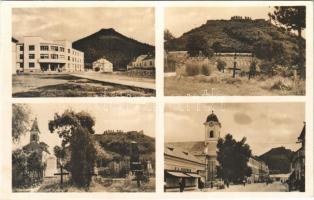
[259,146,294,174]
[165,17,304,67]
[73,28,155,70]
[93,130,155,160]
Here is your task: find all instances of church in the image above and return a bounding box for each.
[164,111,221,191]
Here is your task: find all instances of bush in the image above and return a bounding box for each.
[185,61,200,76]
[94,67,100,72]
[201,63,212,76]
[216,59,226,72]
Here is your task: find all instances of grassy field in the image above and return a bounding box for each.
[165,72,305,96]
[12,74,154,97]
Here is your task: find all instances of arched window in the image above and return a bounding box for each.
[209,130,214,138]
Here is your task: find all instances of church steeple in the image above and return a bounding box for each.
[30,117,40,143]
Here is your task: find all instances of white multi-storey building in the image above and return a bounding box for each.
[15,36,84,73]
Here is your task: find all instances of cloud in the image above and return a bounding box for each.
[233,112,252,125]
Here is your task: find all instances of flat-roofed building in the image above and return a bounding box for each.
[15,36,84,73]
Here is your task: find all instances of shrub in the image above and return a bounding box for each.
[185,61,200,76]
[201,63,212,76]
[216,59,226,72]
[94,67,100,72]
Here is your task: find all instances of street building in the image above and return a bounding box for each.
[247,156,269,183]
[127,54,155,70]
[12,37,18,74]
[289,123,305,191]
[15,36,84,73]
[92,58,113,73]
[164,144,205,192]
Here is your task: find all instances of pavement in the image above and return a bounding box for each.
[72,72,155,90]
[202,182,289,192]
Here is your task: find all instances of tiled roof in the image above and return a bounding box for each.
[167,141,205,156]
[165,142,205,164]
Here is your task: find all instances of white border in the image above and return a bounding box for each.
[0,1,313,199]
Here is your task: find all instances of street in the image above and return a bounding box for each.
[203,182,289,192]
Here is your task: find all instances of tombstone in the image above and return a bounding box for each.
[44,156,58,177]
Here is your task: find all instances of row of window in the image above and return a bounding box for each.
[19,45,82,55]
[19,62,83,70]
[20,53,82,61]
[134,60,154,67]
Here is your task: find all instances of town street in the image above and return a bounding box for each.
[202,182,289,192]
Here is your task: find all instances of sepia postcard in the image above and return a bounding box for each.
[11,103,155,192]
[164,6,306,96]
[165,103,305,192]
[0,1,313,200]
[12,7,156,97]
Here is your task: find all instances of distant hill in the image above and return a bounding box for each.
[259,147,294,174]
[73,28,155,70]
[165,18,304,65]
[93,130,155,160]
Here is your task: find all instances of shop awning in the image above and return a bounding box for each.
[186,173,201,178]
[167,171,190,177]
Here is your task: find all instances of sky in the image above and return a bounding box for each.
[12,7,155,45]
[13,103,155,153]
[165,103,305,156]
[165,7,275,38]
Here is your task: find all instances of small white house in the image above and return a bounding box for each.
[127,54,155,70]
[92,58,113,73]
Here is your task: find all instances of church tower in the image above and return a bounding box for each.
[203,111,221,181]
[30,117,40,143]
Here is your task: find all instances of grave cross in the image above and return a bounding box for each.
[228,57,241,78]
[54,163,69,189]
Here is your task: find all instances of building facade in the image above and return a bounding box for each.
[289,123,305,191]
[15,36,84,73]
[127,54,155,70]
[92,58,113,73]
[247,156,269,183]
[164,145,205,192]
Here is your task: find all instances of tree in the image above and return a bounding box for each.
[48,110,96,188]
[164,29,175,41]
[12,104,31,143]
[217,134,252,183]
[186,32,213,57]
[269,6,306,79]
[212,41,222,53]
[12,149,28,187]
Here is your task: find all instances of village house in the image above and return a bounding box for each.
[92,58,113,73]
[127,54,155,70]
[164,145,205,192]
[15,36,84,73]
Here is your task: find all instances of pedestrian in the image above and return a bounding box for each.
[198,178,204,191]
[179,178,185,192]
[243,179,246,187]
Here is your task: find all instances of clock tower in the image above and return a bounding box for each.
[203,111,221,181]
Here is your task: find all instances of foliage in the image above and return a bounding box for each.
[259,61,274,75]
[216,59,226,72]
[201,63,212,76]
[269,6,305,37]
[12,104,31,143]
[94,67,100,72]
[186,32,213,57]
[73,28,154,70]
[212,41,223,53]
[94,130,155,158]
[217,134,252,183]
[185,61,200,76]
[70,126,96,188]
[49,110,96,188]
[12,148,45,188]
[164,29,176,41]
